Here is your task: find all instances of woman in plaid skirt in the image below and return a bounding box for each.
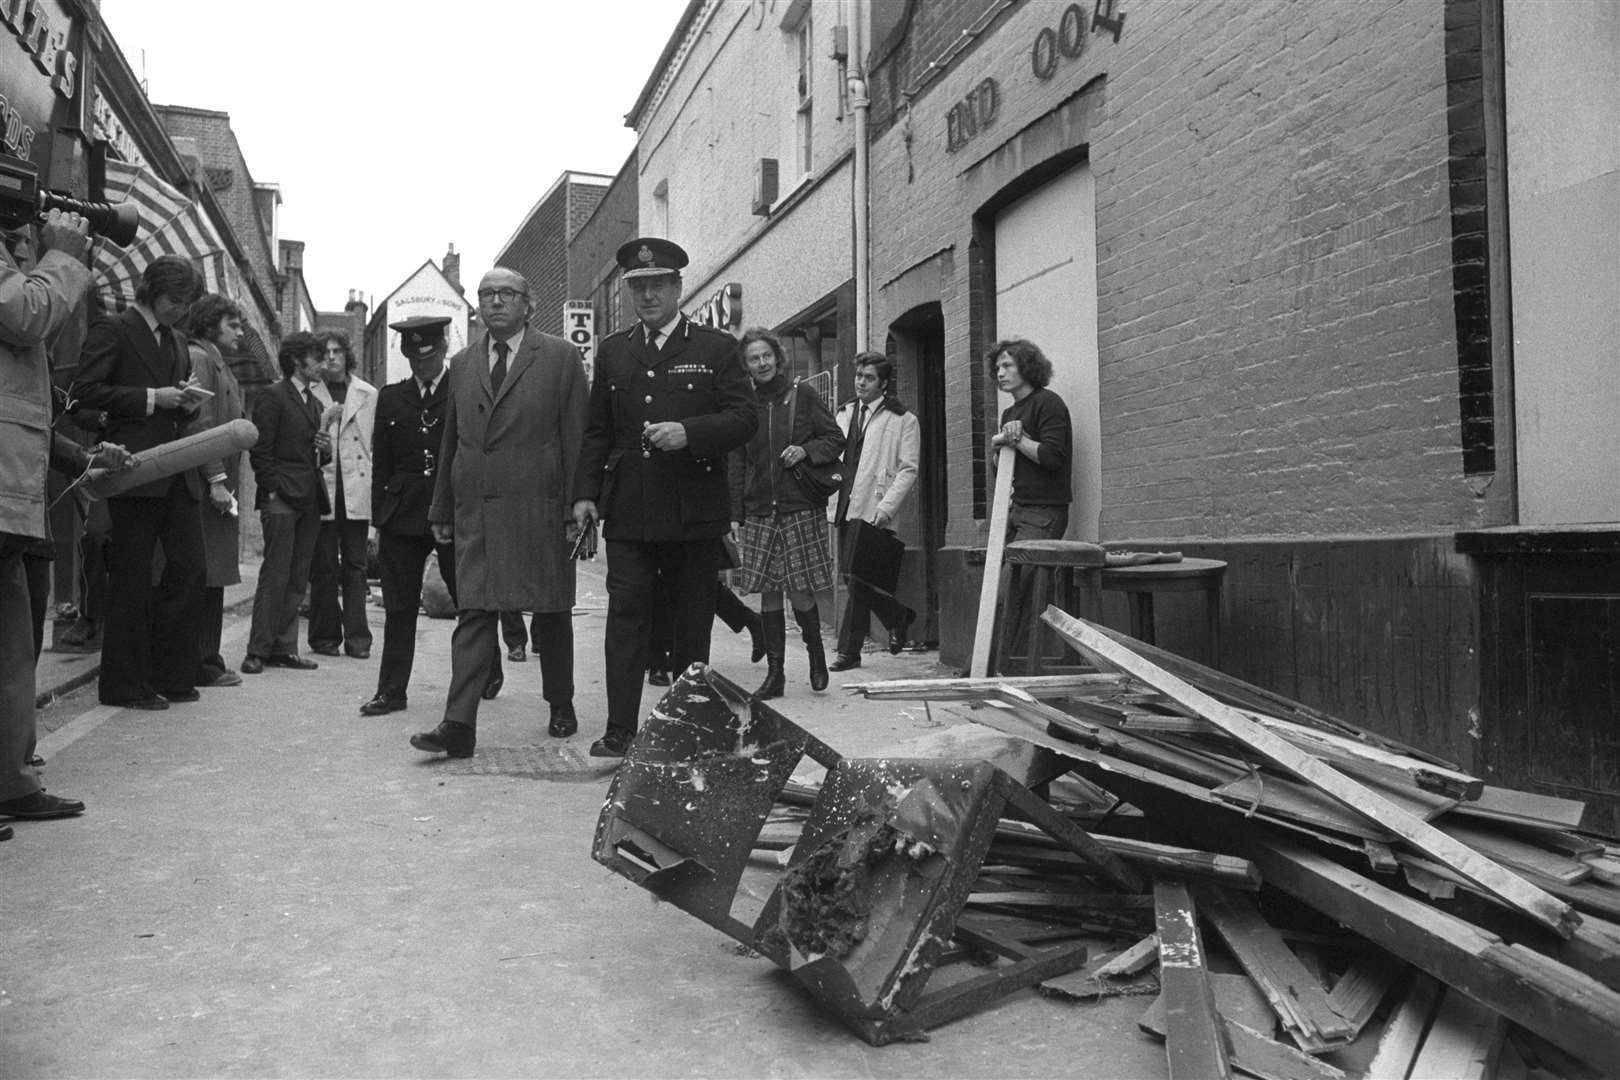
[730,328,845,699]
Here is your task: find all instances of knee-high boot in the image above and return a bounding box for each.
[794,605,829,692]
[753,609,786,699]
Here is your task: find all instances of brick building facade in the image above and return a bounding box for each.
[492,172,611,337]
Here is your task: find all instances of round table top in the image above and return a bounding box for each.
[1101,557,1227,584]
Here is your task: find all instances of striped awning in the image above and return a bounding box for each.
[92,158,226,311]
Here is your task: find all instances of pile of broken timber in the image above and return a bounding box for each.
[848,607,1620,1077]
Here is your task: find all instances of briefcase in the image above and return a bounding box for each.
[842,519,904,597]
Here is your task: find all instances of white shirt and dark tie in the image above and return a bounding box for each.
[490,328,524,394]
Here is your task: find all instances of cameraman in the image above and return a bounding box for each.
[0,209,95,830]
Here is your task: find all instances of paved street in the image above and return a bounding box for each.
[4,561,1160,1079]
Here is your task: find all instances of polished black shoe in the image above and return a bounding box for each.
[548,703,578,739]
[240,655,265,674]
[105,693,169,711]
[346,646,371,660]
[828,653,862,672]
[889,609,916,655]
[27,754,44,768]
[264,653,319,670]
[646,668,671,687]
[481,674,503,700]
[310,644,342,657]
[0,791,86,819]
[410,722,475,758]
[589,728,632,758]
[0,823,10,840]
[508,644,527,662]
[156,688,201,703]
[359,694,407,716]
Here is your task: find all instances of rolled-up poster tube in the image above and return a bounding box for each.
[82,418,258,499]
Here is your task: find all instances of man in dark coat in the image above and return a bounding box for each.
[409,269,589,758]
[74,255,207,710]
[240,332,330,674]
[362,316,467,715]
[571,237,758,757]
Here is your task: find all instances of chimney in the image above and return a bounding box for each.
[443,243,460,290]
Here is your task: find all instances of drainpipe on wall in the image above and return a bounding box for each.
[848,4,870,352]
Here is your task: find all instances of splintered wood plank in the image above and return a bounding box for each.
[1252,838,1620,1076]
[1366,972,1441,1080]
[1197,887,1355,1050]
[1326,946,1404,1039]
[1140,971,1274,1038]
[1094,934,1160,978]
[1153,879,1234,1079]
[1437,818,1593,884]
[1044,608,1581,938]
[1141,993,1350,1080]
[848,672,1130,699]
[969,445,1015,678]
[1408,987,1505,1080]
[1460,785,1588,829]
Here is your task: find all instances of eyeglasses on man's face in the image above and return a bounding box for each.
[478,287,523,304]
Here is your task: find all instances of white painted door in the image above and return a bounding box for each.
[993,163,1101,540]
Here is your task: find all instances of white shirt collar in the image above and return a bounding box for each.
[644,314,681,345]
[489,328,524,369]
[132,302,162,334]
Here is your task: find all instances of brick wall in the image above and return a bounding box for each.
[495,176,610,336]
[570,155,639,335]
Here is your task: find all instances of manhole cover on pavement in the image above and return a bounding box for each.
[435,744,620,781]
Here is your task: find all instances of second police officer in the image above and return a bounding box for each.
[572,237,757,757]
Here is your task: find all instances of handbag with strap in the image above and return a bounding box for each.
[783,379,843,504]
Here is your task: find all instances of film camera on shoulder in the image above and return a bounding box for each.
[0,153,138,245]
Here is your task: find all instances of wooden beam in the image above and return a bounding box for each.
[1408,987,1505,1080]
[968,445,1015,678]
[847,672,1129,699]
[1093,934,1159,978]
[1325,946,1404,1039]
[1365,972,1441,1080]
[1196,886,1356,1050]
[1153,879,1234,1079]
[1250,837,1620,1075]
[1044,608,1580,938]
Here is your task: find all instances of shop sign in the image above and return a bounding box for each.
[564,299,595,381]
[1031,0,1125,81]
[90,89,145,168]
[0,0,79,98]
[946,78,999,153]
[691,282,742,333]
[0,0,80,160]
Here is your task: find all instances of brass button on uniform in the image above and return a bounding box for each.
[646,370,655,378]
[642,450,651,459]
[644,394,653,404]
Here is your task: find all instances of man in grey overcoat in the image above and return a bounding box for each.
[409,267,589,758]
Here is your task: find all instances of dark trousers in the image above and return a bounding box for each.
[374,530,456,702]
[246,503,320,659]
[198,586,227,680]
[500,610,528,651]
[24,550,48,661]
[442,607,572,728]
[101,483,205,701]
[77,498,111,620]
[652,579,752,668]
[604,539,719,737]
[308,516,372,652]
[835,522,912,656]
[494,610,572,701]
[0,546,41,800]
[999,503,1071,669]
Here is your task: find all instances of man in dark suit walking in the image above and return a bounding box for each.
[571,238,758,758]
[409,269,589,758]
[240,332,330,674]
[361,316,462,715]
[74,255,208,710]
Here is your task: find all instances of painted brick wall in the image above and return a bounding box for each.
[635,0,857,318]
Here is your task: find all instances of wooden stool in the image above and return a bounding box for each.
[992,540,1106,675]
[1100,557,1227,665]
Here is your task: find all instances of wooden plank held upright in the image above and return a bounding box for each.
[969,445,1016,678]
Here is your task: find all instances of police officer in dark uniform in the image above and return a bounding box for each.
[360,317,463,715]
[572,237,758,757]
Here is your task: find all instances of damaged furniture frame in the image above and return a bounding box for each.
[593,665,1143,1044]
